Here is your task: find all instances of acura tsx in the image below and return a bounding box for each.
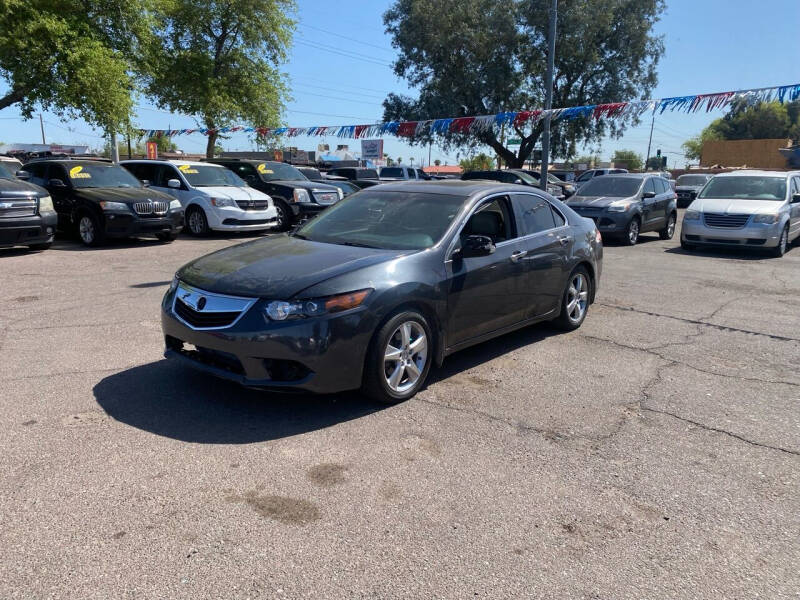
[161,180,603,403]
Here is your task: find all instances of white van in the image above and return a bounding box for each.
[121,160,277,235]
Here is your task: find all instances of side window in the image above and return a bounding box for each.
[162,166,183,187]
[654,178,666,194]
[644,178,657,195]
[576,171,592,182]
[513,194,557,236]
[50,164,69,184]
[462,197,515,244]
[234,163,256,177]
[791,177,799,196]
[25,163,49,186]
[551,205,566,227]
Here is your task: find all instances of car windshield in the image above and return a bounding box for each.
[511,171,537,185]
[299,168,322,180]
[698,176,786,201]
[677,175,710,186]
[178,164,245,187]
[295,190,465,250]
[67,163,142,188]
[576,176,642,197]
[0,162,14,179]
[257,162,307,182]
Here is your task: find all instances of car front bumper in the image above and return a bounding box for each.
[569,207,632,234]
[681,219,783,248]
[205,205,278,231]
[104,210,183,238]
[160,288,376,394]
[0,211,57,248]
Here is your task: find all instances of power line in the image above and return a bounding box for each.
[299,23,395,54]
[291,76,394,95]
[295,39,393,67]
[293,89,384,107]
[292,82,386,101]
[285,109,380,120]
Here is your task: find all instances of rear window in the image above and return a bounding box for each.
[577,176,642,197]
[359,169,379,179]
[380,167,404,178]
[677,175,710,186]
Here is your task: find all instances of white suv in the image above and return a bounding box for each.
[122,160,277,235]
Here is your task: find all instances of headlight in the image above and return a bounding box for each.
[265,289,371,321]
[38,195,54,212]
[684,210,701,221]
[169,274,179,293]
[99,201,129,211]
[336,187,344,200]
[210,197,236,208]
[292,189,311,203]
[607,202,630,212]
[565,185,575,193]
[169,199,182,210]
[753,213,780,224]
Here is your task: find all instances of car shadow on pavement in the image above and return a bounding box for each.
[93,360,380,444]
[664,246,776,260]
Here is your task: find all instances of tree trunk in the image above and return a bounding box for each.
[0,87,26,111]
[205,129,218,158]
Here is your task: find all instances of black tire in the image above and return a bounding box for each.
[771,225,789,258]
[659,212,677,240]
[680,239,695,251]
[272,199,292,231]
[27,242,52,251]
[186,205,210,236]
[554,266,592,331]
[362,310,433,404]
[622,217,640,246]
[77,212,105,247]
[155,232,177,243]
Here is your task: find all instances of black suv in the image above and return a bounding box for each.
[325,167,382,190]
[21,159,184,246]
[0,161,57,251]
[206,159,341,231]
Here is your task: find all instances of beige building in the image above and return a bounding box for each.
[701,138,792,169]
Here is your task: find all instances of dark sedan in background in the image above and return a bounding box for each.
[675,173,713,207]
[566,174,677,245]
[161,181,602,403]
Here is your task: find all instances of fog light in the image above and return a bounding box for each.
[46,227,53,234]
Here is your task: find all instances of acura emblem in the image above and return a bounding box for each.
[197,296,207,310]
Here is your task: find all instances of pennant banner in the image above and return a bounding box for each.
[136,83,800,140]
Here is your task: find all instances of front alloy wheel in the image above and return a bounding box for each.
[78,214,103,246]
[772,225,789,258]
[187,207,209,236]
[623,218,640,246]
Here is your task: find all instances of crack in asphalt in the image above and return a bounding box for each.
[597,302,800,343]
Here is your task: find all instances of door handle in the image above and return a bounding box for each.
[510,250,528,262]
[557,235,572,246]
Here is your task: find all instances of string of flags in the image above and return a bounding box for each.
[137,83,800,140]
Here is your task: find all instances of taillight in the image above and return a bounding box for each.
[595,230,602,244]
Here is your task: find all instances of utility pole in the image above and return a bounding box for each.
[539,0,558,190]
[428,142,432,167]
[126,123,132,160]
[39,113,46,144]
[110,131,120,164]
[644,112,655,171]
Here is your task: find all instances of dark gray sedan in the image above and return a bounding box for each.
[566,174,677,245]
[161,181,603,403]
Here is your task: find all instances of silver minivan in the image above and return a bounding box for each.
[681,170,800,257]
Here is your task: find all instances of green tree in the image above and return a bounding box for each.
[573,154,599,167]
[612,149,642,171]
[434,159,441,166]
[142,0,295,157]
[383,0,664,168]
[149,136,178,153]
[459,152,494,172]
[681,127,722,161]
[0,0,151,132]
[646,156,664,170]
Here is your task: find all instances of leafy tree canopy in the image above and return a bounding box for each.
[0,0,151,131]
[383,0,664,167]
[612,149,643,171]
[459,152,495,172]
[142,0,296,157]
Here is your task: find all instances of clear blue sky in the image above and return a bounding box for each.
[1,0,799,168]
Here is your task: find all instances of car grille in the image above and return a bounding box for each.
[312,191,339,205]
[677,191,695,201]
[702,213,750,228]
[235,199,270,211]
[172,283,256,330]
[0,198,37,218]
[133,201,169,216]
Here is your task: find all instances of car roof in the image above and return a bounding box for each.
[26,159,116,166]
[121,159,221,167]
[367,179,543,196]
[713,169,791,178]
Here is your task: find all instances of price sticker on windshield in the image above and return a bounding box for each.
[178,164,198,174]
[69,166,91,179]
[257,164,273,174]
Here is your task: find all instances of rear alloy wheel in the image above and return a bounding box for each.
[623,217,640,246]
[186,206,210,236]
[78,213,104,246]
[362,311,432,404]
[771,225,789,258]
[660,212,677,240]
[555,267,591,331]
[273,200,292,231]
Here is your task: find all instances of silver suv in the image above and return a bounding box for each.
[681,170,800,257]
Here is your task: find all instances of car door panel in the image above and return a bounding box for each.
[641,178,658,231]
[790,177,800,240]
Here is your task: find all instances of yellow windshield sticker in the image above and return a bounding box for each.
[69,165,91,179]
[178,164,199,174]
[257,163,273,174]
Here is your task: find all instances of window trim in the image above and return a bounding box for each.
[445,192,519,261]
[510,191,569,240]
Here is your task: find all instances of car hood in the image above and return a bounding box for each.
[266,179,338,193]
[567,195,634,208]
[74,187,173,203]
[196,186,271,201]
[177,235,404,298]
[688,197,785,214]
[0,178,47,198]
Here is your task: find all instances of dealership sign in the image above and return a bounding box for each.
[361,139,383,161]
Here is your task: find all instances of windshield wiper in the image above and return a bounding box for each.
[340,241,379,249]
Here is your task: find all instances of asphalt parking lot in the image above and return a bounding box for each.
[2,210,799,599]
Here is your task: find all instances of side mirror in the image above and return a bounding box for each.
[458,235,496,258]
[49,178,67,188]
[167,178,181,189]
[514,179,524,185]
[642,191,656,199]
[141,180,150,187]
[15,170,30,180]
[792,193,800,204]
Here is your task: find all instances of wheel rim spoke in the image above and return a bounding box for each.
[405,361,421,380]
[400,323,411,347]
[385,344,402,362]
[388,363,405,388]
[409,336,426,355]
